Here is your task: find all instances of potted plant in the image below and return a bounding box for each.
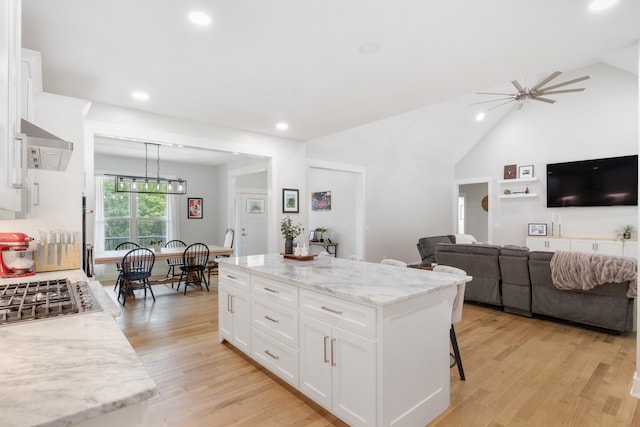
[616,225,634,240]
[280,216,304,254]
[314,227,327,242]
[150,239,163,251]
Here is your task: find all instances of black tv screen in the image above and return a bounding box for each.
[546,155,638,207]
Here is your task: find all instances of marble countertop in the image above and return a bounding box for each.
[0,270,157,427]
[220,253,471,306]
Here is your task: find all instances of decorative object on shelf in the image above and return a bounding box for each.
[282,188,299,213]
[311,191,332,211]
[187,197,203,219]
[474,71,590,111]
[301,243,309,256]
[246,198,265,213]
[528,223,548,236]
[503,164,517,180]
[314,227,327,242]
[281,216,304,254]
[519,165,534,178]
[616,224,635,240]
[503,189,511,195]
[114,143,187,195]
[481,196,488,212]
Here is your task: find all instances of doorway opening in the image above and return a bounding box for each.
[455,178,491,243]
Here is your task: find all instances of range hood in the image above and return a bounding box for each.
[20,119,74,171]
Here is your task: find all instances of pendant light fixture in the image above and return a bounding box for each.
[114,143,187,195]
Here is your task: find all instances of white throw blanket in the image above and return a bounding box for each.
[550,250,637,298]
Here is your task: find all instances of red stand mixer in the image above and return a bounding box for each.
[0,232,36,278]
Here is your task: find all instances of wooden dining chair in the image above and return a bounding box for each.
[177,243,210,294]
[113,241,140,291]
[117,247,155,306]
[207,228,234,283]
[164,239,186,281]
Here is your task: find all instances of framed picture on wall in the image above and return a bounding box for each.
[188,197,203,219]
[519,165,534,178]
[246,198,265,213]
[282,188,299,213]
[528,223,547,236]
[311,191,331,211]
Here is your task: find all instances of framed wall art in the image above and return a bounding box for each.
[503,164,517,180]
[188,197,203,219]
[282,188,299,213]
[519,165,534,178]
[312,191,332,211]
[528,223,547,236]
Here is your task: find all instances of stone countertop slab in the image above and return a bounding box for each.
[220,253,471,306]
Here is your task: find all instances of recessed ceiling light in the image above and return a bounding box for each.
[588,0,618,11]
[131,90,149,101]
[188,11,212,26]
[276,122,289,131]
[475,112,486,122]
[357,42,382,54]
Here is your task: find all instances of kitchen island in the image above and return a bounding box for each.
[0,270,157,427]
[218,254,471,427]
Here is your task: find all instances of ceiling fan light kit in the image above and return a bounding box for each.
[474,71,590,111]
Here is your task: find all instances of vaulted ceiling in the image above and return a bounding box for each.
[22,0,640,144]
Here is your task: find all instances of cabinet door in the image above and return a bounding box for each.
[569,239,595,253]
[231,289,251,354]
[547,238,571,252]
[331,326,377,426]
[526,238,548,251]
[218,284,233,342]
[594,240,623,256]
[299,314,332,409]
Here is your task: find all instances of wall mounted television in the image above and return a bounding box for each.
[546,155,638,207]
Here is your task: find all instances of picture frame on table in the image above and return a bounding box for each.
[519,165,534,179]
[282,188,299,213]
[528,223,547,236]
[188,197,203,219]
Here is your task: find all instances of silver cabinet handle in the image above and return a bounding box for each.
[228,294,234,313]
[331,338,337,366]
[32,182,39,206]
[264,287,279,294]
[264,315,279,323]
[323,336,330,363]
[321,305,343,315]
[226,275,237,280]
[265,350,279,360]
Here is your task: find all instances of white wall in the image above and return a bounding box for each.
[306,116,455,264]
[307,168,358,258]
[456,63,639,246]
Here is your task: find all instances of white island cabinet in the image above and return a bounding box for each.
[219,254,471,427]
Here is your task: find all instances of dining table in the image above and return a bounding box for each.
[94,244,234,288]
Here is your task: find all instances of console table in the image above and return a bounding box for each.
[309,241,338,257]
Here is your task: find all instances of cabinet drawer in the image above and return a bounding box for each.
[252,328,299,388]
[219,266,250,292]
[252,296,299,348]
[251,275,298,309]
[300,290,376,337]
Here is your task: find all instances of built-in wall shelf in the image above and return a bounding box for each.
[498,193,538,199]
[497,177,539,184]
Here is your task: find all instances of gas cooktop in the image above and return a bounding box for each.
[0,278,102,325]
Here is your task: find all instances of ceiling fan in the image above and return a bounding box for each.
[473,71,590,110]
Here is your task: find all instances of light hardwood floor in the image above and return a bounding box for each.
[105,280,640,427]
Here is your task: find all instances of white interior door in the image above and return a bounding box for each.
[239,193,268,256]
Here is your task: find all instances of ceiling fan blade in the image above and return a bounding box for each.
[476,92,516,96]
[488,99,516,110]
[539,75,590,92]
[532,97,556,104]
[511,80,524,93]
[471,97,515,105]
[538,88,586,95]
[531,71,562,92]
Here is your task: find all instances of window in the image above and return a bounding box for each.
[102,178,167,249]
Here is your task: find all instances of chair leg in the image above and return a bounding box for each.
[146,279,156,302]
[450,325,465,381]
[201,270,209,292]
[176,271,186,292]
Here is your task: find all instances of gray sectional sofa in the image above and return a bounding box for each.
[432,243,635,333]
